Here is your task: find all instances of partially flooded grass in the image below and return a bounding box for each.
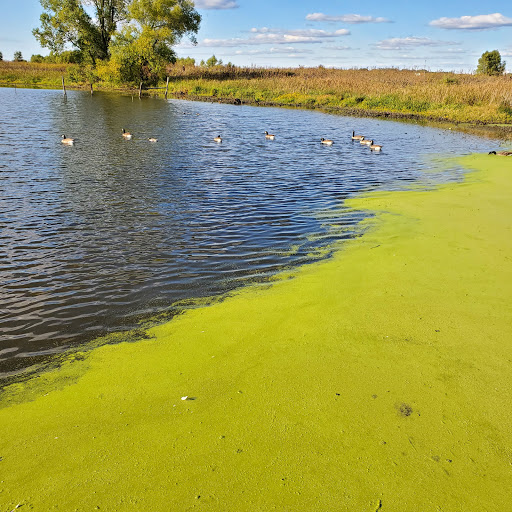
[2,61,512,126]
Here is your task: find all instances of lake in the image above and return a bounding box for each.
[0,87,490,377]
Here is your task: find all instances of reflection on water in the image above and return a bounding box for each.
[0,88,490,376]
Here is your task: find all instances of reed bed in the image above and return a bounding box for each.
[2,61,512,124]
[166,65,512,124]
[0,61,68,86]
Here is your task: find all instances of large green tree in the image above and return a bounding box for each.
[33,0,128,64]
[110,0,200,82]
[476,50,506,76]
[33,0,200,81]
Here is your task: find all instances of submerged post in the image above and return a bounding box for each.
[90,83,93,95]
[139,82,143,99]
[165,77,169,99]
[62,76,67,96]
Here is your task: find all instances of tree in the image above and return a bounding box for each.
[13,51,24,61]
[33,0,128,65]
[476,50,506,76]
[0,51,3,61]
[110,0,200,83]
[206,54,222,67]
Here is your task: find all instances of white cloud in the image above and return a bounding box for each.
[249,27,350,37]
[306,13,390,24]
[198,27,350,47]
[430,13,512,30]
[376,37,459,50]
[234,47,313,55]
[194,0,239,9]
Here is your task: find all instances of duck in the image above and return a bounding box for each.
[122,128,132,139]
[61,134,74,145]
[321,138,334,145]
[351,130,364,141]
[369,141,383,152]
[148,137,158,143]
[214,135,222,143]
[264,131,275,140]
[488,150,512,156]
[360,137,372,145]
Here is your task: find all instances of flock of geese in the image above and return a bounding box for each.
[61,128,383,151]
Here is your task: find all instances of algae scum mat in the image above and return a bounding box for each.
[1,153,511,511]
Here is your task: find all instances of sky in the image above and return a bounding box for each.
[1,0,512,71]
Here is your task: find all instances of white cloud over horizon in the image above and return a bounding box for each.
[194,0,239,9]
[306,13,391,23]
[430,13,512,30]
[376,36,459,50]
[193,27,351,47]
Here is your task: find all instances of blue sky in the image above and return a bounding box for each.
[2,0,512,71]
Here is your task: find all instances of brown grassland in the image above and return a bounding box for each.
[3,61,512,131]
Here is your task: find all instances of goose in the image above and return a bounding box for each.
[148,137,158,143]
[122,128,132,139]
[321,138,334,145]
[351,130,364,141]
[369,141,383,152]
[488,150,512,156]
[61,134,74,145]
[360,137,372,145]
[214,135,222,143]
[264,131,275,140]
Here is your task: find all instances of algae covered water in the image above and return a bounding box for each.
[0,87,490,376]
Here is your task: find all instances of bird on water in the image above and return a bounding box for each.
[122,128,132,139]
[351,130,364,141]
[214,135,222,143]
[61,135,74,145]
[321,138,334,145]
[264,131,275,140]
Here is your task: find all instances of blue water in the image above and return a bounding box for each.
[0,88,490,376]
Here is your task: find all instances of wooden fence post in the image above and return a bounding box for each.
[62,76,67,96]
[165,76,169,99]
[139,82,143,99]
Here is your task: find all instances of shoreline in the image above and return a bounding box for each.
[2,81,512,141]
[0,154,510,510]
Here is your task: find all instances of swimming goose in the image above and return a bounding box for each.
[321,138,334,145]
[264,131,275,140]
[61,134,74,145]
[351,130,364,141]
[214,135,222,143]
[122,128,132,139]
[360,137,372,145]
[369,141,383,152]
[148,137,158,143]
[489,150,512,156]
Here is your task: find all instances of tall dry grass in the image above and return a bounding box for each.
[166,65,512,123]
[2,61,512,124]
[0,61,69,86]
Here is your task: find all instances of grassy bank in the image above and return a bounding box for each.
[3,61,512,127]
[1,154,511,510]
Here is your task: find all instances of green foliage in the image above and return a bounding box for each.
[206,55,222,67]
[0,51,3,61]
[13,51,24,62]
[476,50,506,76]
[176,56,195,66]
[31,54,45,63]
[108,0,200,84]
[33,0,128,64]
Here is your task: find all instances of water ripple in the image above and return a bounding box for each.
[0,88,490,376]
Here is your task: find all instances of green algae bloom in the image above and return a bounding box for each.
[1,154,511,511]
